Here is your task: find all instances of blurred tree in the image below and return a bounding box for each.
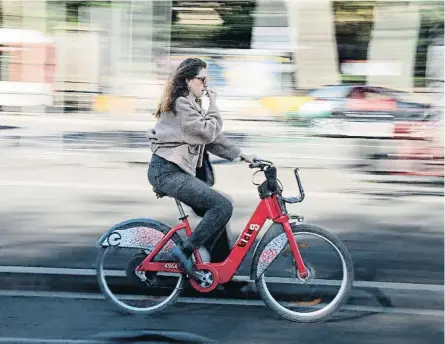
[333,1,444,87]
[57,0,112,23]
[415,3,444,86]
[333,1,374,65]
[171,0,255,49]
[214,1,255,48]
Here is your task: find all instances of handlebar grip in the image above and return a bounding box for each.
[278,168,306,204]
[294,168,305,202]
[247,158,274,169]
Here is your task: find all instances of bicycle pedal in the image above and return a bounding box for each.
[188,270,205,282]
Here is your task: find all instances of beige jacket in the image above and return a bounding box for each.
[147,93,241,175]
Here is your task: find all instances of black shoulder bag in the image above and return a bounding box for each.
[195,148,215,187]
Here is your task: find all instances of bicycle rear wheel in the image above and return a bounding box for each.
[96,219,184,315]
[253,223,354,323]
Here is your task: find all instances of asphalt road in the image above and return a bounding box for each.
[0,114,443,344]
[0,293,443,344]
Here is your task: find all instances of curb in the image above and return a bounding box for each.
[0,270,253,300]
[0,268,443,311]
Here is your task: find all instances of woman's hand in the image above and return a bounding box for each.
[206,88,217,102]
[240,154,257,164]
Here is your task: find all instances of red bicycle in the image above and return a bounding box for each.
[96,159,354,323]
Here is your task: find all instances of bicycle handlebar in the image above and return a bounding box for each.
[243,158,305,204]
[245,158,274,169]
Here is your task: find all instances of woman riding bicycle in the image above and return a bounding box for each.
[147,57,255,280]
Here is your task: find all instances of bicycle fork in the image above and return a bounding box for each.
[281,220,308,279]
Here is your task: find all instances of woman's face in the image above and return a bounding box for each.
[187,67,208,98]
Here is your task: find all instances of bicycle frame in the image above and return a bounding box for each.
[137,194,308,284]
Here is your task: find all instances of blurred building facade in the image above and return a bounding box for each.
[367,1,421,91]
[0,0,172,110]
[0,0,443,111]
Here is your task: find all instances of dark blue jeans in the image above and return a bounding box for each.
[148,154,233,256]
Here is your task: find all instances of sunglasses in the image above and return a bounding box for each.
[194,76,207,84]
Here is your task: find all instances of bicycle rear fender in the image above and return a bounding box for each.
[96,218,181,256]
[250,222,299,280]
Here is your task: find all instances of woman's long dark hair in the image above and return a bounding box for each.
[154,58,207,118]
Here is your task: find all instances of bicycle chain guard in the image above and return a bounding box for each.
[188,263,220,293]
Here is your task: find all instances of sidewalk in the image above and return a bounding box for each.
[0,106,279,124]
[0,111,301,138]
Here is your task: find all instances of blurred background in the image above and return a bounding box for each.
[0,0,443,177]
[0,1,443,342]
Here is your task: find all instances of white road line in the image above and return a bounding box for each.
[0,266,99,276]
[0,289,105,300]
[0,289,442,317]
[0,266,443,292]
[0,339,97,344]
[179,297,444,317]
[353,280,443,292]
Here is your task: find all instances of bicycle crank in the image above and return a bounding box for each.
[189,265,220,293]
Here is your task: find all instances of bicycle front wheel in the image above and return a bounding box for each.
[253,223,354,323]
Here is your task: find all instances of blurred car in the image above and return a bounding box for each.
[258,95,313,117]
[285,85,434,138]
[286,85,443,180]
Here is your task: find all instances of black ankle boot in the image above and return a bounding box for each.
[171,247,201,280]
